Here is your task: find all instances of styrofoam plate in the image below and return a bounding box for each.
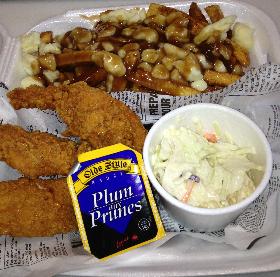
[0,1,280,276]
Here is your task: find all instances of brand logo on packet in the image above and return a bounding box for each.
[84,170,143,234]
[74,158,143,233]
[74,159,139,194]
[67,144,165,259]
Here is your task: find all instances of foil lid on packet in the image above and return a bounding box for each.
[67,144,165,259]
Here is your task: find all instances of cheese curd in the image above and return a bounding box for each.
[21,53,40,75]
[20,76,44,88]
[39,42,61,55]
[194,15,237,45]
[21,32,40,54]
[191,80,208,91]
[42,70,59,83]
[100,8,146,25]
[232,22,254,51]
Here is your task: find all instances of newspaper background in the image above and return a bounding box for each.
[0,63,279,276]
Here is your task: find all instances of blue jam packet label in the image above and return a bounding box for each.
[67,144,165,260]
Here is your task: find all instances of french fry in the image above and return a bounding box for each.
[188,3,209,36]
[127,69,199,96]
[55,50,95,67]
[112,76,128,91]
[189,2,208,25]
[188,19,207,36]
[204,70,240,86]
[205,5,224,23]
[147,3,185,17]
[231,41,250,67]
[75,66,107,86]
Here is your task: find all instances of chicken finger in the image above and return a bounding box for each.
[8,82,147,152]
[0,124,77,178]
[0,178,77,237]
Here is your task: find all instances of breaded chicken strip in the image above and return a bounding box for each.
[0,178,77,237]
[0,124,77,178]
[8,82,147,152]
[8,85,61,110]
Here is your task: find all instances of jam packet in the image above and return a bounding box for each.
[67,144,165,260]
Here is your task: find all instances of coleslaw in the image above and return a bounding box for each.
[151,122,263,208]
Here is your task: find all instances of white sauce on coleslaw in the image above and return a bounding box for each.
[151,123,263,208]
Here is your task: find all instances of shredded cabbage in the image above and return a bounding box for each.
[151,124,263,208]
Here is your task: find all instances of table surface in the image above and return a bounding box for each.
[1,1,280,276]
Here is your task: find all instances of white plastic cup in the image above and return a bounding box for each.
[143,103,273,232]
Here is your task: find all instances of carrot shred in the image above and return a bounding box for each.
[204,132,218,143]
[181,180,195,203]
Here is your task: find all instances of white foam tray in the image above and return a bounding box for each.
[0,1,280,276]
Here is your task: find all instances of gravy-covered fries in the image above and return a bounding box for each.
[20,2,253,95]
